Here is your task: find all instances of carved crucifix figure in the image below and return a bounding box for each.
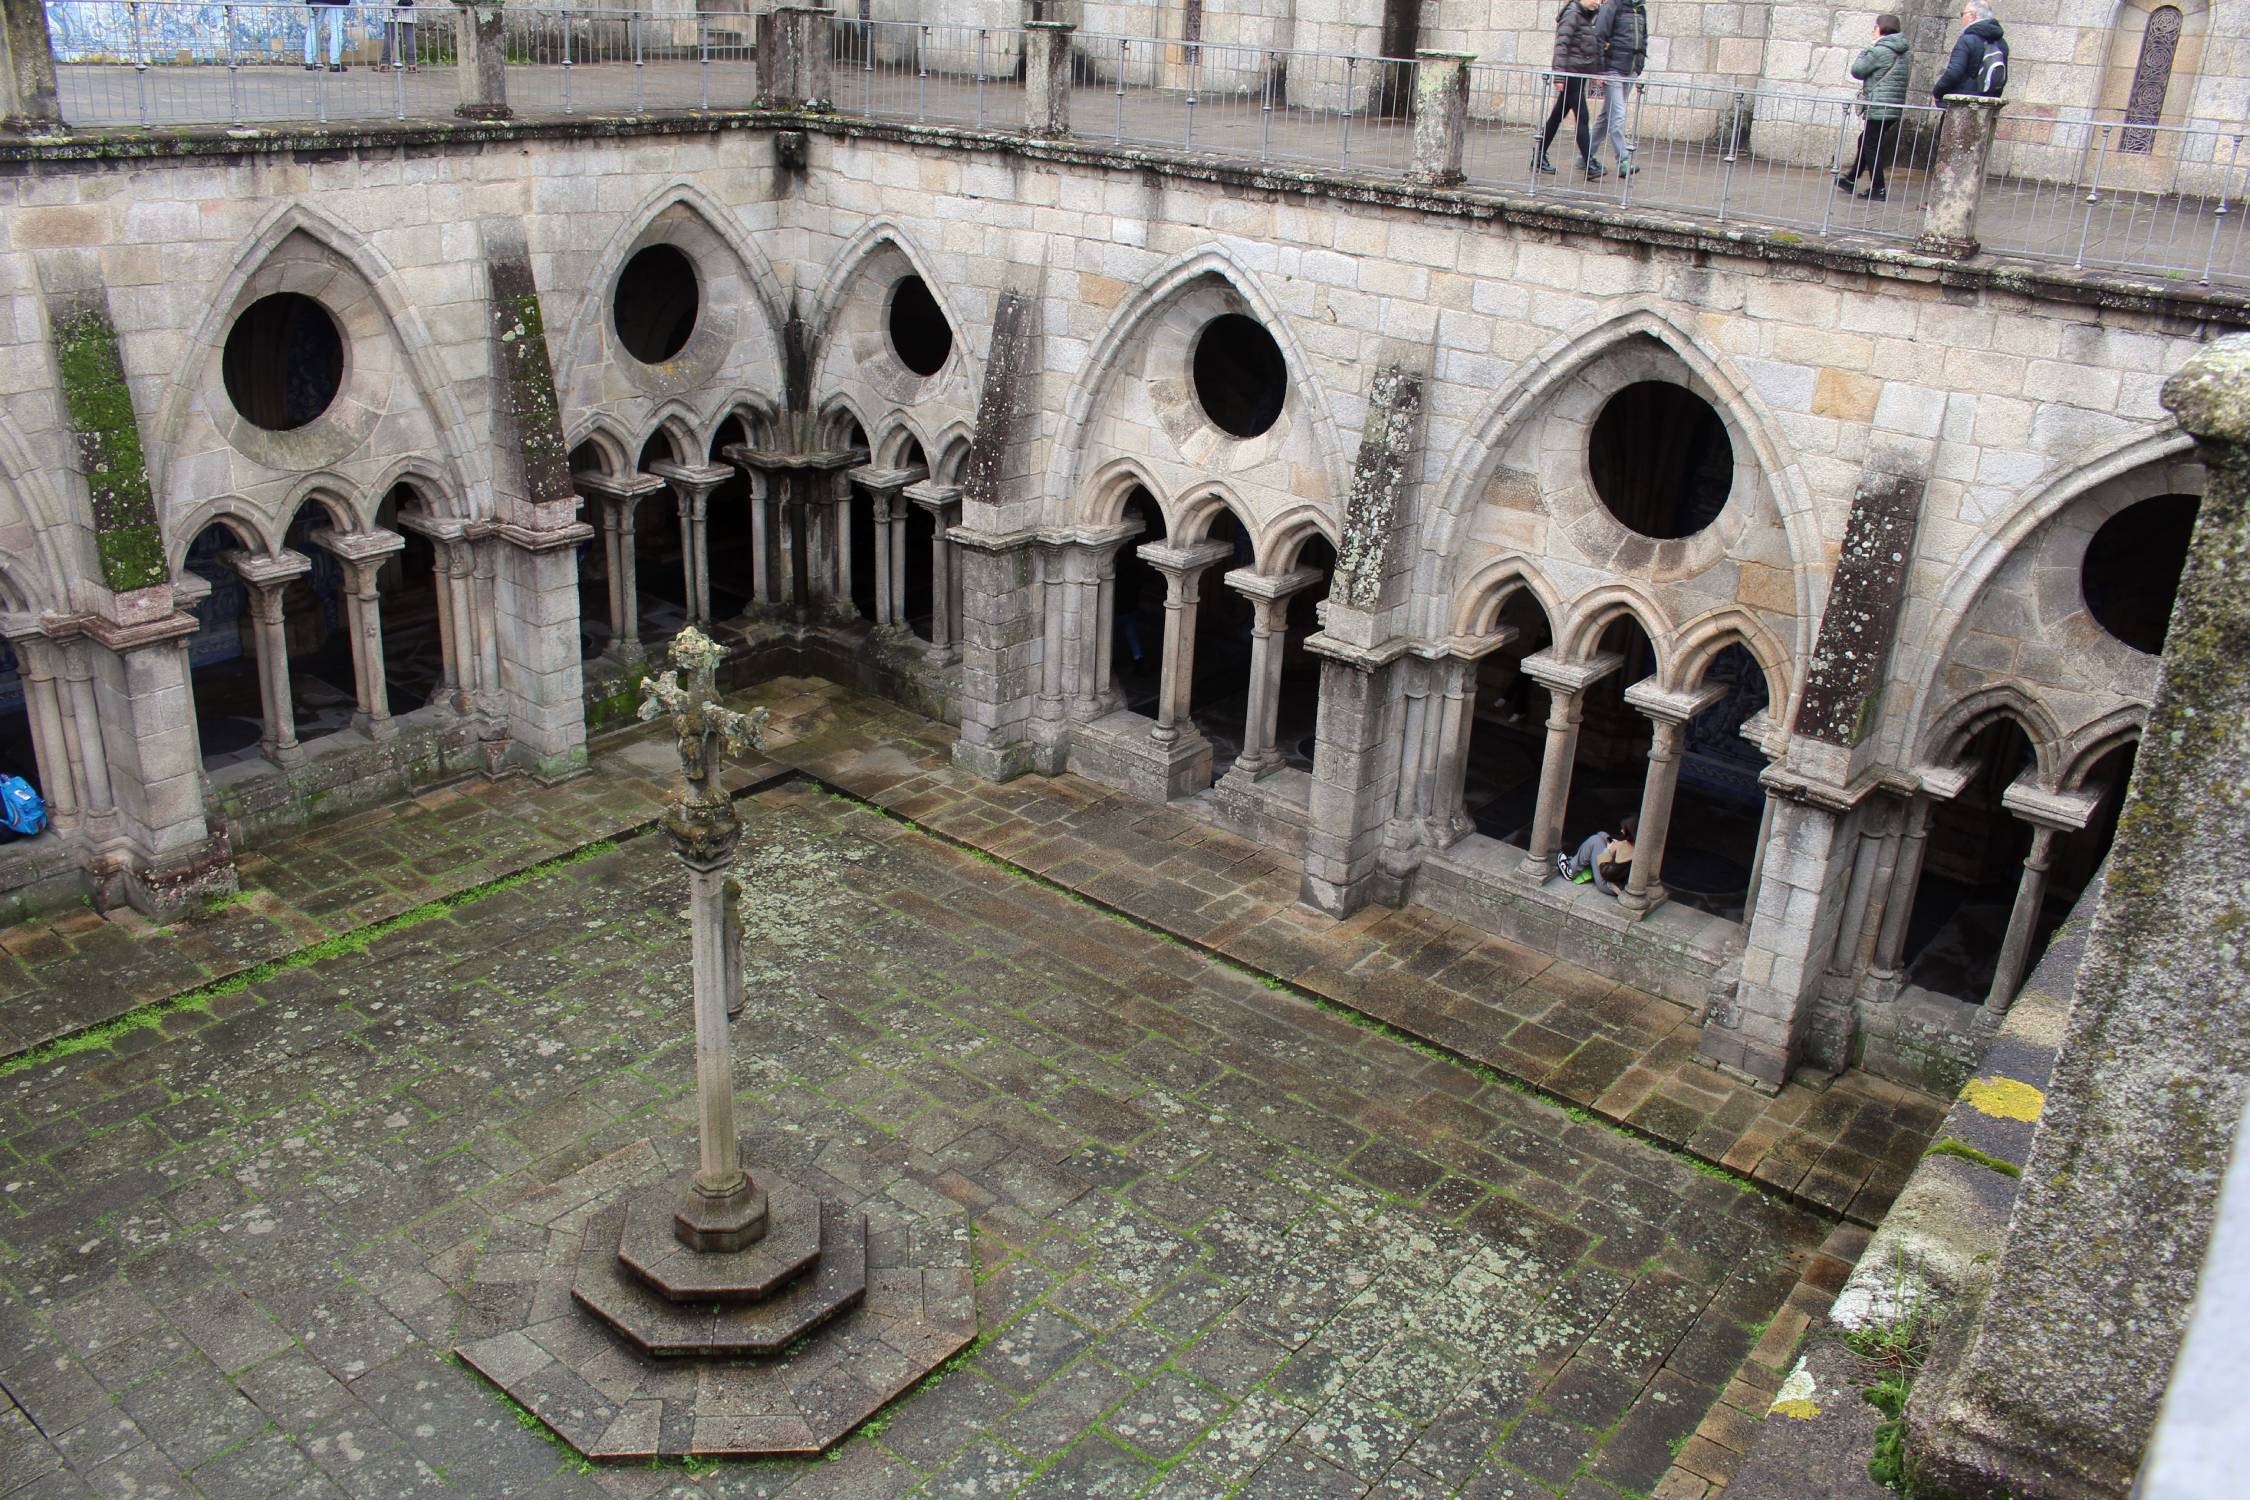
[637,628,773,1250]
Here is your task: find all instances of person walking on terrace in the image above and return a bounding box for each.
[303,0,351,72]
[1590,0,1649,177]
[1537,0,1606,179]
[1838,12,1911,200]
[1931,0,2009,103]
[377,0,419,72]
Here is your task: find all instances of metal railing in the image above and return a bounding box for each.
[1463,67,1948,246]
[1980,111,2248,284]
[31,4,2250,288]
[504,6,758,118]
[46,0,456,126]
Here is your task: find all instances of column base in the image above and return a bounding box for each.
[1918,233,1979,259]
[673,1173,771,1254]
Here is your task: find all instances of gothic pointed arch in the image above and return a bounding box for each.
[1057,246,1345,543]
[1450,555,1567,641]
[1668,606,1793,716]
[0,410,80,614]
[1924,684,2067,788]
[152,202,477,539]
[804,222,981,441]
[558,184,789,448]
[1418,301,1816,675]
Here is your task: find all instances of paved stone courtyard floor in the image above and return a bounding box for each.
[0,676,1920,1498]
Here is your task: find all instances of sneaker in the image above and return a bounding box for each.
[328,63,347,73]
[1617,159,1639,176]
[1554,853,1571,879]
[303,62,318,71]
[1857,186,1887,201]
[1532,153,1558,175]
[1583,161,1606,179]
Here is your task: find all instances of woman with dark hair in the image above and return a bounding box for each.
[1537,0,1606,179]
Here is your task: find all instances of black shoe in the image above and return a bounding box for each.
[1533,152,1558,175]
[303,62,318,71]
[1835,176,1856,193]
[1584,161,1606,179]
[328,63,347,73]
[1857,186,1887,201]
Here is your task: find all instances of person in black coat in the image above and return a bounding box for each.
[1538,0,1607,178]
[1931,0,2009,101]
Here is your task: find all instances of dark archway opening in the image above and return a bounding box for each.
[1186,510,1257,782]
[904,473,937,643]
[1559,616,1657,869]
[280,505,358,750]
[1465,592,1555,848]
[1589,382,1733,539]
[2082,493,2198,654]
[374,484,444,717]
[183,525,266,770]
[705,418,758,620]
[0,637,40,841]
[2042,741,2136,955]
[889,276,953,377]
[223,293,344,433]
[1111,488,1167,712]
[635,434,691,645]
[1193,315,1286,439]
[570,440,614,661]
[614,244,699,365]
[1666,644,1772,922]
[1272,536,1336,772]
[1901,719,2037,1002]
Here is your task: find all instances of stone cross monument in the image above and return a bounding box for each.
[637,627,770,1249]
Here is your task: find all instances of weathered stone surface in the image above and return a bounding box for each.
[1912,334,2250,1497]
[612,1170,817,1304]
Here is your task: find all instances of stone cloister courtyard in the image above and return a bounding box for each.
[0,678,1906,1500]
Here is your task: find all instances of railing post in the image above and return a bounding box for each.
[1716,90,1745,221]
[1112,35,1126,140]
[451,0,512,120]
[1340,55,1357,166]
[1920,93,2005,259]
[1407,49,1472,186]
[631,7,645,117]
[697,10,709,111]
[0,0,65,134]
[974,25,987,127]
[1022,19,1072,138]
[128,0,149,128]
[225,2,241,126]
[1259,48,1275,159]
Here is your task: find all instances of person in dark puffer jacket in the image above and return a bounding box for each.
[1538,0,1606,178]
[1931,0,2009,101]
[1590,0,1649,176]
[1838,12,1912,200]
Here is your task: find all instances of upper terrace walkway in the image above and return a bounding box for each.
[29,5,2250,294]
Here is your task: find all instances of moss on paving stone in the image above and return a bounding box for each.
[0,783,1829,1496]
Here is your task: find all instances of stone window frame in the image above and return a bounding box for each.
[203,244,389,475]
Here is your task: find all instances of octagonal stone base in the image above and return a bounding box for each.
[618,1171,818,1302]
[453,1139,976,1461]
[576,1195,864,1357]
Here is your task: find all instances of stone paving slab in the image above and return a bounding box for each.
[731,678,1945,1230]
[0,736,772,1062]
[0,773,1841,1499]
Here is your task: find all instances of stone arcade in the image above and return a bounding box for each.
[0,0,2247,1490]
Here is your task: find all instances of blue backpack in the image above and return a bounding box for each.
[0,775,46,837]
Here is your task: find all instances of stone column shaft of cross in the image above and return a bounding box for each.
[687,857,742,1197]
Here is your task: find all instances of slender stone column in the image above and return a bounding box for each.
[1869,794,1936,983]
[1428,655,1482,845]
[1518,649,1624,879]
[1920,95,2005,258]
[60,647,114,821]
[1138,540,1233,747]
[846,464,923,626]
[310,528,406,740]
[1409,50,1474,185]
[576,472,665,659]
[1224,564,1322,779]
[6,634,78,831]
[1618,679,1725,917]
[1,0,65,134]
[1983,780,2098,1015]
[227,551,312,767]
[905,481,965,660]
[397,510,473,715]
[649,462,732,626]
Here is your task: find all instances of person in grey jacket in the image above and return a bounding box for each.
[1537,0,1606,178]
[1590,0,1648,176]
[1838,13,1911,200]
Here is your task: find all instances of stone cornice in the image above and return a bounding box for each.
[7,109,2246,328]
